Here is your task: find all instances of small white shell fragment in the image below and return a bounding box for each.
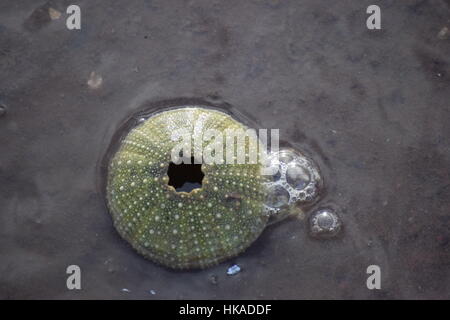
[87,71,103,89]
[437,26,449,40]
[227,264,241,275]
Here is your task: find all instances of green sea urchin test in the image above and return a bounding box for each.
[106,107,269,269]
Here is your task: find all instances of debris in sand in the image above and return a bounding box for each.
[209,274,218,285]
[48,8,61,20]
[437,26,449,40]
[87,72,103,89]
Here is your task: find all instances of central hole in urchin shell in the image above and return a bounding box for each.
[167,156,204,192]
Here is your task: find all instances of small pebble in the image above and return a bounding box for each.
[87,71,103,89]
[437,26,449,40]
[209,274,218,285]
[121,288,131,293]
[149,290,156,295]
[227,264,241,276]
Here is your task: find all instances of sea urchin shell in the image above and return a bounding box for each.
[106,107,269,269]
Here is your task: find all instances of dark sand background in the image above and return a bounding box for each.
[0,0,449,299]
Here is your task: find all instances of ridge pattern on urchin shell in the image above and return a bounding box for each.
[106,107,268,269]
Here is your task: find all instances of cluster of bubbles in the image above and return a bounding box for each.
[262,148,342,238]
[262,148,322,216]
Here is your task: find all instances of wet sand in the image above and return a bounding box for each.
[0,0,449,299]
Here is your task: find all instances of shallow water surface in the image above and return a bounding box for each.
[0,0,449,299]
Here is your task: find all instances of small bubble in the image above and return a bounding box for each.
[87,71,103,89]
[286,162,311,190]
[266,168,282,182]
[278,149,296,163]
[309,208,342,238]
[265,185,290,208]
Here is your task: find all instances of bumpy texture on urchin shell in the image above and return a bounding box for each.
[106,107,268,269]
